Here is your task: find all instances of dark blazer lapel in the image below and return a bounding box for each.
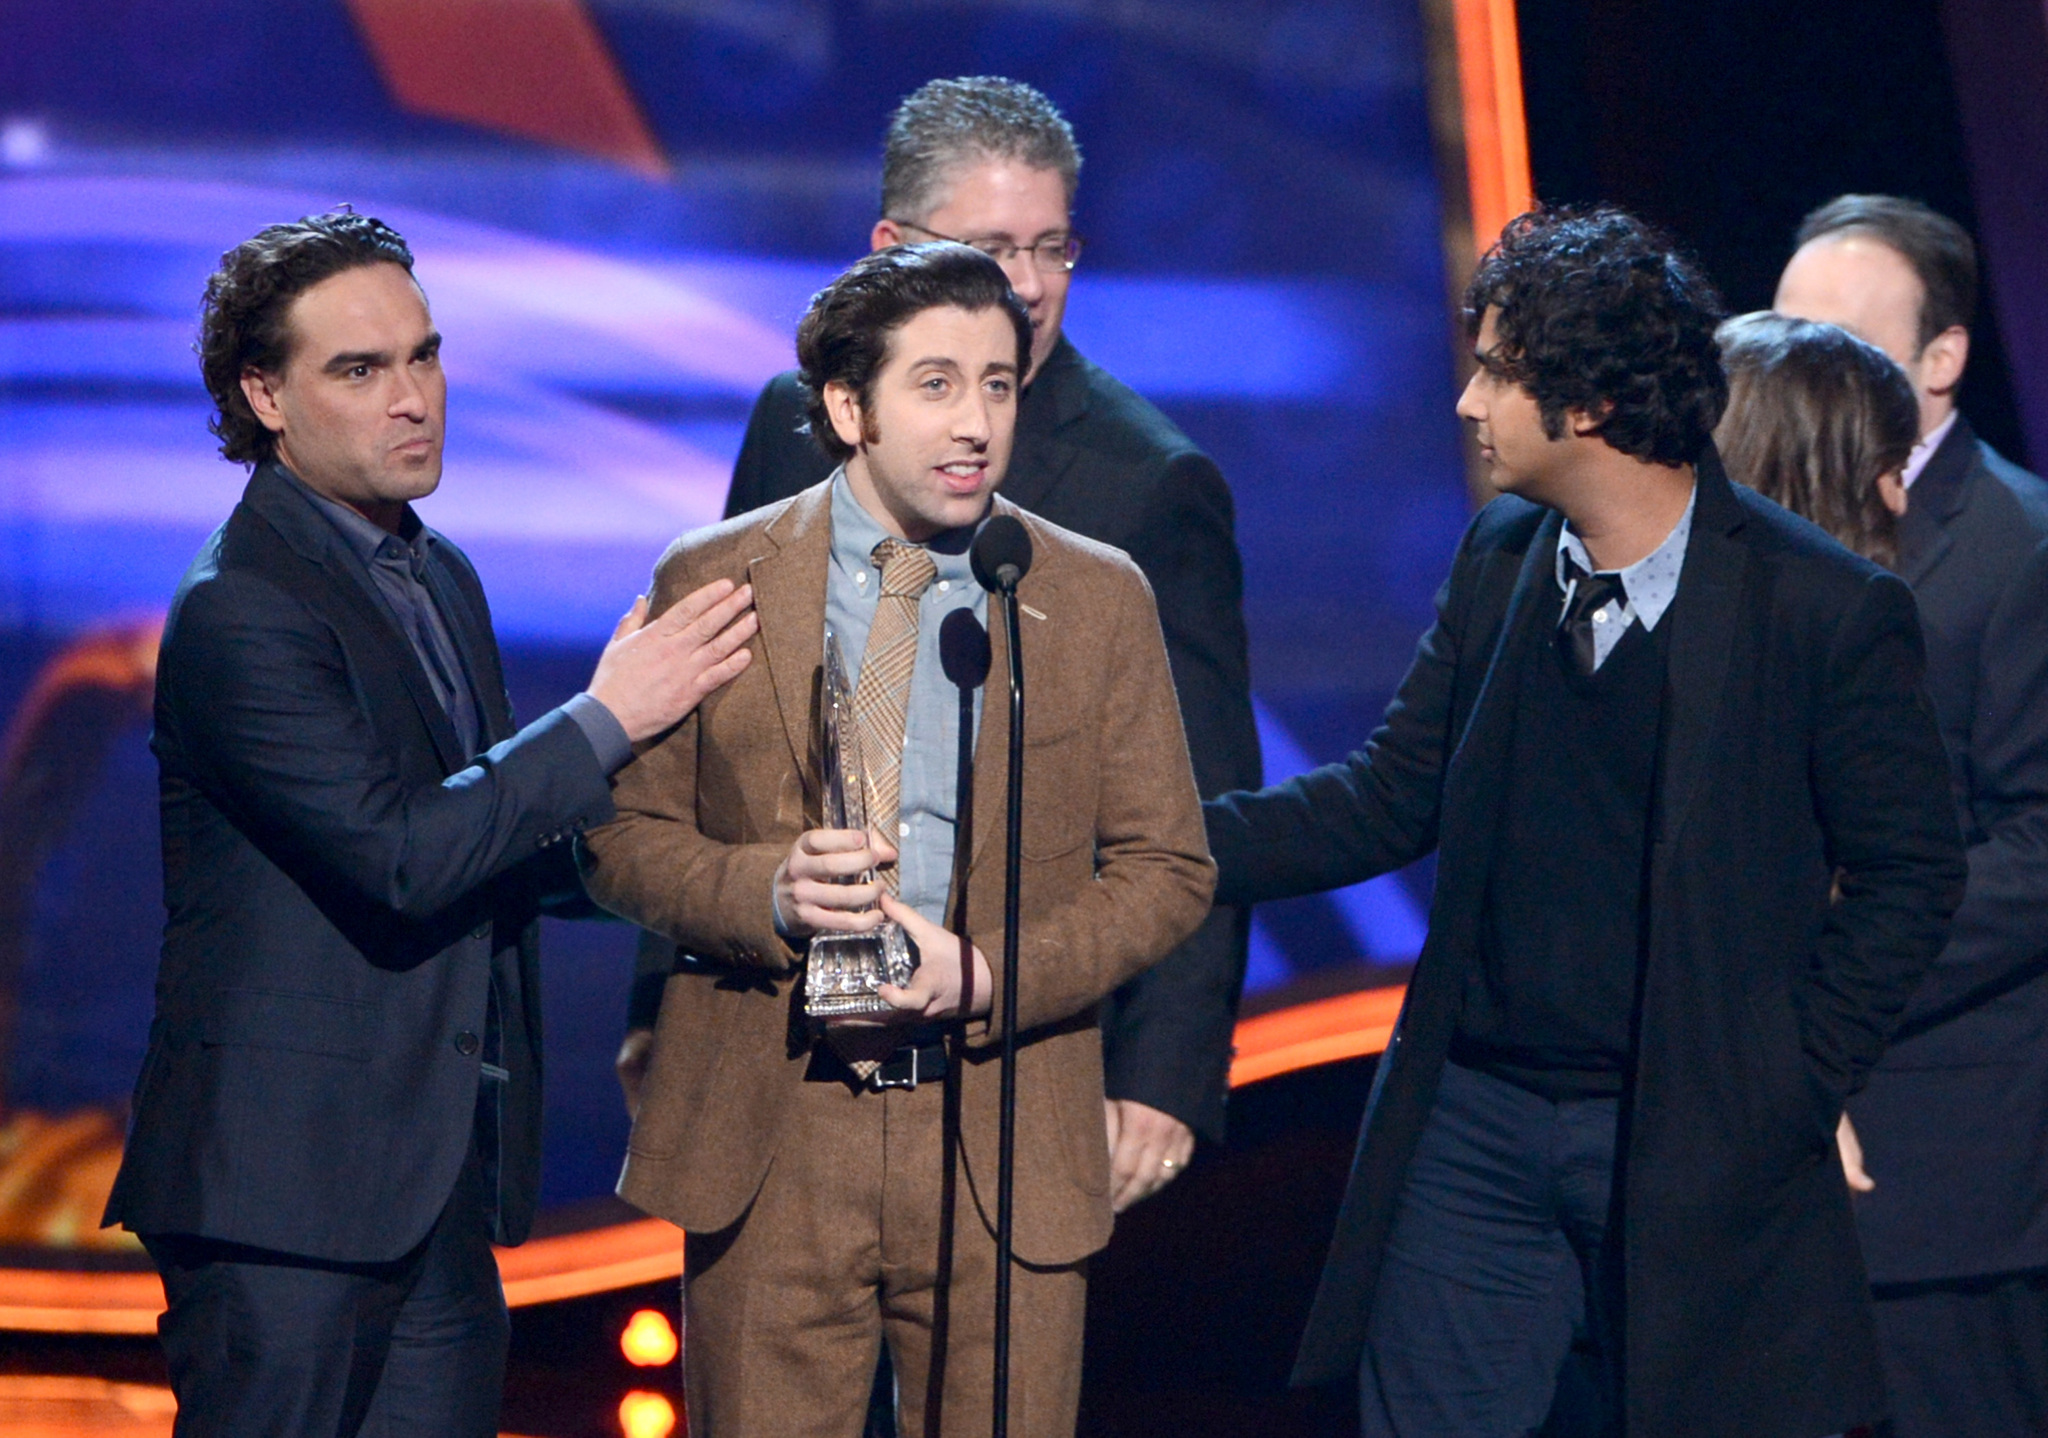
[747,482,835,781]
[1896,417,1976,587]
[243,465,468,773]
[1444,508,1561,790]
[1423,508,1558,979]
[1002,339,1090,516]
[1655,452,1749,849]
[419,546,512,746]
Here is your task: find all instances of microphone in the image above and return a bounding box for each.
[939,607,992,690]
[938,608,988,1025]
[971,514,1033,594]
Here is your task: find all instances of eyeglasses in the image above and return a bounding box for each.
[888,220,1083,274]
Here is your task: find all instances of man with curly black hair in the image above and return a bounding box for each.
[104,209,758,1435]
[1204,207,1965,1436]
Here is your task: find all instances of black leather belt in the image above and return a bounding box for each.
[871,1039,948,1091]
[811,1036,950,1091]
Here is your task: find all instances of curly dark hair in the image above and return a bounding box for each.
[795,242,1032,462]
[199,209,415,465]
[1465,207,1728,466]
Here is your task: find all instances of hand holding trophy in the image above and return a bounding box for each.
[802,629,919,1019]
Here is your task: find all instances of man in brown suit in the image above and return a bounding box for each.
[578,242,1213,1437]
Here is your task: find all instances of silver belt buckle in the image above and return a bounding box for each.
[871,1046,922,1091]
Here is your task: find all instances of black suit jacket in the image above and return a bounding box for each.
[675,334,1262,1141]
[1848,417,2048,1284]
[1207,453,1965,1436]
[105,463,616,1262]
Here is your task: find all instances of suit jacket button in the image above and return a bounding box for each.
[472,923,490,941]
[455,1031,481,1056]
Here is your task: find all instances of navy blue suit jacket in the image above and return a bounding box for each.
[106,462,615,1262]
[1849,418,2048,1285]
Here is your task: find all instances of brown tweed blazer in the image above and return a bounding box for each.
[580,482,1215,1265]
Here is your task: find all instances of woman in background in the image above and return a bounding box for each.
[1715,310,1920,568]
[1712,309,1923,1205]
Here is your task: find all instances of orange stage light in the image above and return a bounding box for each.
[620,1308,680,1367]
[618,1390,677,1438]
[1228,985,1407,1088]
[1,984,1409,1334]
[1451,0,1535,252]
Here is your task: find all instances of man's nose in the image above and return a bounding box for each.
[390,366,429,419]
[1004,252,1044,306]
[1454,373,1483,421]
[956,390,993,445]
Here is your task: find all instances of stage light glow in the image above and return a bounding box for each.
[619,1390,677,1438]
[620,1308,679,1367]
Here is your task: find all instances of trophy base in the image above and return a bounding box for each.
[805,922,918,1019]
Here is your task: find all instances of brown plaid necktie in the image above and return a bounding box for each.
[829,538,936,1078]
[852,538,937,892]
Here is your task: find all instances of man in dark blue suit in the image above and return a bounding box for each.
[1778,194,2048,1437]
[103,210,758,1436]
[1206,208,1965,1436]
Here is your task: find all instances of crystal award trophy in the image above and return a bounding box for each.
[804,628,918,1019]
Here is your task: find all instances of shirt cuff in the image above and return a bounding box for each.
[562,692,633,776]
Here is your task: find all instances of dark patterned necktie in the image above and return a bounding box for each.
[1560,556,1627,676]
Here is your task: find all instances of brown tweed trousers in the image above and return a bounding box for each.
[579,481,1214,1434]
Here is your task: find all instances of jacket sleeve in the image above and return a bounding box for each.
[576,553,794,972]
[1803,570,1969,1095]
[163,572,615,929]
[1203,523,1478,907]
[1093,449,1261,1138]
[973,565,1217,1044]
[1895,534,2048,1034]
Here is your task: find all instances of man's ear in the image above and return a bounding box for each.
[1877,468,1910,517]
[870,219,907,251]
[822,380,867,451]
[1567,400,1613,438]
[1920,325,1969,397]
[239,366,288,435]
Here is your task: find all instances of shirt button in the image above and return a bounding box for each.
[454,1031,480,1056]
[855,571,868,585]
[936,580,950,594]
[898,821,910,837]
[1593,610,1609,623]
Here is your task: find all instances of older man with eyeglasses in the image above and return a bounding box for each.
[618,76,1261,1220]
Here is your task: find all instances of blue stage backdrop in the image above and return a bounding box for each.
[0,0,1469,1216]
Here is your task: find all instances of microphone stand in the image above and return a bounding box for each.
[991,573,1023,1438]
[969,514,1031,1438]
[933,608,987,1434]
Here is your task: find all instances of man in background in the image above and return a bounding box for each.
[619,75,1261,1210]
[105,210,756,1436]
[1777,194,2048,1437]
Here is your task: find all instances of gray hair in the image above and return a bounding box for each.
[880,77,1082,224]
